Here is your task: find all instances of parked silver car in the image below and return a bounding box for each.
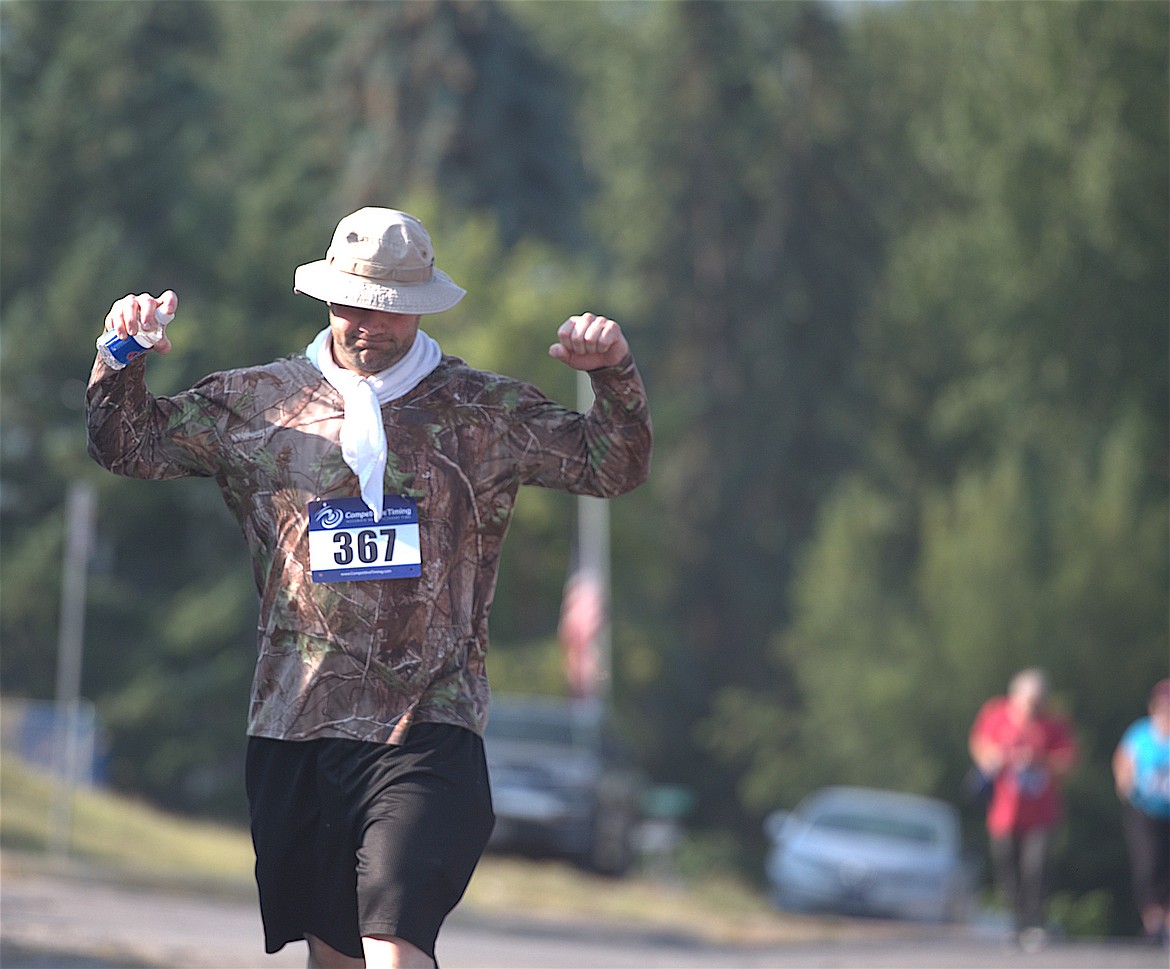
[483,694,643,876]
[764,785,974,923]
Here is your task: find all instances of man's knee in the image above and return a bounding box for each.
[306,933,365,969]
[362,933,434,968]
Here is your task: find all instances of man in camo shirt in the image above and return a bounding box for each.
[86,207,652,969]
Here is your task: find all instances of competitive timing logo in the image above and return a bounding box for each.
[313,505,346,529]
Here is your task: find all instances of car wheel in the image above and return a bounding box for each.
[584,805,634,876]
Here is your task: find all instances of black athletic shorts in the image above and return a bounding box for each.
[245,724,495,962]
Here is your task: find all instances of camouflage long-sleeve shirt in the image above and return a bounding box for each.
[86,349,651,744]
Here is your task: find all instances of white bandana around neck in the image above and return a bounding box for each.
[306,326,442,519]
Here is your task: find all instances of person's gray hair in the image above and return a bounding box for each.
[1009,667,1050,701]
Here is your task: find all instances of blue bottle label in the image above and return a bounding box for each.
[99,331,152,365]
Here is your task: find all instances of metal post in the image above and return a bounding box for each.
[50,482,96,857]
[576,371,612,704]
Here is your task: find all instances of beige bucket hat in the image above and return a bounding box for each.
[294,207,466,315]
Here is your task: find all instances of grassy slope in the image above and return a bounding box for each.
[1,753,255,886]
[0,756,831,945]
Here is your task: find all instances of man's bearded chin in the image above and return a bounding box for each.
[336,336,413,374]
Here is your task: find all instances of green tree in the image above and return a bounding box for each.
[287,0,589,250]
[1,0,225,704]
[709,1,1168,930]
[518,0,883,829]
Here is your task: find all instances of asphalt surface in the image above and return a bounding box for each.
[2,855,1167,969]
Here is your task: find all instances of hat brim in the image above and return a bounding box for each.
[294,261,466,315]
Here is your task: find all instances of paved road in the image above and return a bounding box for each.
[2,862,1166,969]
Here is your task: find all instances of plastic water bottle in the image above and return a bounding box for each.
[96,306,174,370]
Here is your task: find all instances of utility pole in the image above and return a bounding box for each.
[576,370,612,705]
[50,481,96,857]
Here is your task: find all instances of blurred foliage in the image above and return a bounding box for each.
[1,0,1165,934]
[1048,889,1116,940]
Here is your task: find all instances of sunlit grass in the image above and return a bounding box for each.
[463,854,832,944]
[1,754,254,887]
[1,755,828,944]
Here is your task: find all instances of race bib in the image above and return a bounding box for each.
[308,496,421,582]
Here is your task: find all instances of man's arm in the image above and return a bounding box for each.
[968,700,1006,777]
[1045,717,1077,778]
[1111,739,1136,801]
[86,290,223,481]
[508,312,651,498]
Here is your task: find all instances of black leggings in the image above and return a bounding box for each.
[1121,801,1170,911]
[989,829,1053,931]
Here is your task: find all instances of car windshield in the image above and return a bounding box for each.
[486,706,598,749]
[812,809,942,845]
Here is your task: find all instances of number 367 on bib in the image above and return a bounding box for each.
[307,496,422,582]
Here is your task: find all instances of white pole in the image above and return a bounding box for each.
[50,482,96,857]
[576,371,612,705]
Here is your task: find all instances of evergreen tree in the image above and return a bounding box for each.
[521,0,882,828]
[708,1,1168,930]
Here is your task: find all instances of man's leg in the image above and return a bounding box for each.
[363,934,434,968]
[1152,815,1170,941]
[1016,827,1052,931]
[349,726,494,968]
[306,933,365,969]
[250,739,365,964]
[988,835,1020,927]
[306,932,436,968]
[1122,802,1170,938]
